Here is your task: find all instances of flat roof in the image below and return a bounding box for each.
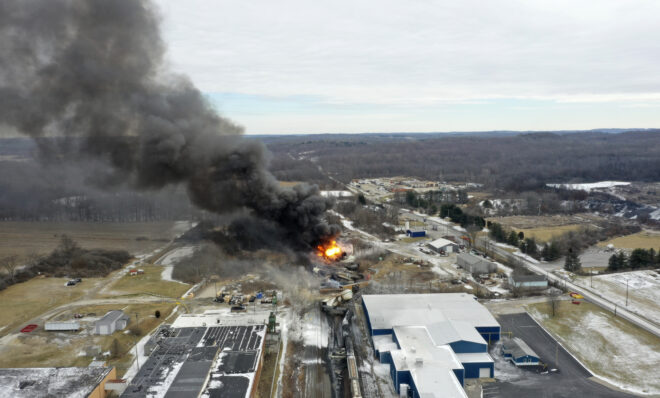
[122,322,266,398]
[413,367,468,398]
[391,326,463,370]
[455,352,494,363]
[0,367,112,398]
[388,327,466,398]
[363,293,500,331]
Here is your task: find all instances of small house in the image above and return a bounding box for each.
[94,311,130,335]
[501,337,540,366]
[428,238,459,254]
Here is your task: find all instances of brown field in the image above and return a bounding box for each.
[514,224,583,242]
[100,265,190,299]
[488,214,603,229]
[0,302,176,373]
[0,277,93,335]
[487,214,605,242]
[278,181,303,187]
[0,221,188,259]
[597,231,660,250]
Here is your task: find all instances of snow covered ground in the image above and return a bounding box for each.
[575,270,660,325]
[156,245,197,283]
[320,190,354,197]
[529,304,660,395]
[546,181,630,191]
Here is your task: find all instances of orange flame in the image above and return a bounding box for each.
[317,240,342,260]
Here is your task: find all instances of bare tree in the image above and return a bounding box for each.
[0,255,19,284]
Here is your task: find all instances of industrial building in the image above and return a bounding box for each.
[363,293,500,397]
[502,337,540,366]
[508,274,548,290]
[428,238,459,254]
[457,253,497,274]
[123,310,270,398]
[95,310,130,335]
[0,366,116,398]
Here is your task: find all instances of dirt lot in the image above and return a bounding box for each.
[0,221,190,259]
[527,301,660,395]
[597,230,660,250]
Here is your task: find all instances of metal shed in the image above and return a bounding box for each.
[457,253,497,274]
[94,310,129,335]
[428,238,459,254]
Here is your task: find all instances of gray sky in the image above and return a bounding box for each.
[156,0,660,134]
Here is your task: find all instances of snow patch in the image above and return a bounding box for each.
[547,181,630,191]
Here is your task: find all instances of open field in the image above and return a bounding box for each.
[0,302,176,374]
[0,221,190,259]
[489,214,602,228]
[514,224,583,242]
[528,301,660,395]
[575,270,660,325]
[99,265,190,299]
[0,277,93,335]
[597,231,660,250]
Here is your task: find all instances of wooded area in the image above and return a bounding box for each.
[264,131,660,191]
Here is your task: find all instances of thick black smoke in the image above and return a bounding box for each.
[0,0,339,250]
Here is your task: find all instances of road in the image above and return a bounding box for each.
[398,209,660,338]
[476,236,660,339]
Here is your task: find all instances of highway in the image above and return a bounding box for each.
[401,209,660,339]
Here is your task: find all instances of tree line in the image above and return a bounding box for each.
[264,131,660,192]
[0,235,130,292]
[487,221,640,263]
[608,248,659,271]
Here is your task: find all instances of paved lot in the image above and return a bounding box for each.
[488,313,636,398]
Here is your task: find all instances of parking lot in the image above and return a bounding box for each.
[486,313,636,398]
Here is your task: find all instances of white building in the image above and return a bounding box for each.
[94,310,129,335]
[363,293,500,397]
[428,238,459,254]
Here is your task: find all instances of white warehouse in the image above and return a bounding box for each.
[94,310,129,335]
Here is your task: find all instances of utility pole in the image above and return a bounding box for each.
[134,338,140,369]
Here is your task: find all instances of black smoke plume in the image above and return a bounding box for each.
[0,0,339,250]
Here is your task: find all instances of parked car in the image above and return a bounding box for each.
[21,324,38,333]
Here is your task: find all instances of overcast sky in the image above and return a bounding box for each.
[155,0,660,134]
